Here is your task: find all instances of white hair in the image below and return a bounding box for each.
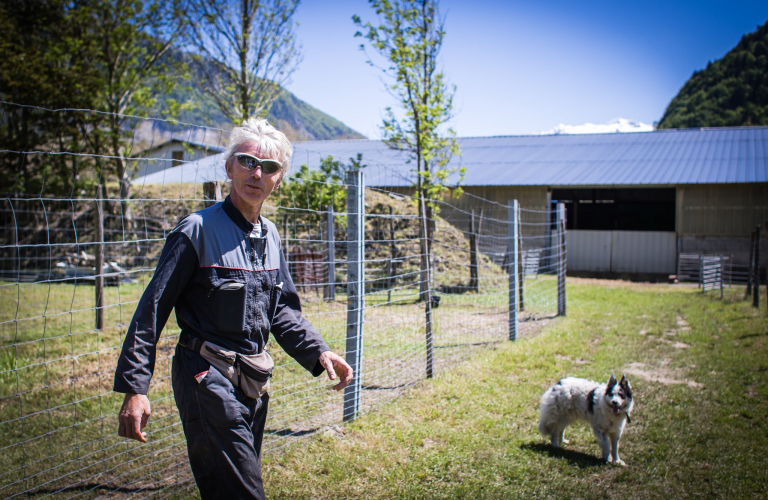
[224,117,293,175]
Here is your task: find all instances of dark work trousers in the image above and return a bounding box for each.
[172,345,269,500]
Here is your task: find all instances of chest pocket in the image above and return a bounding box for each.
[208,279,247,334]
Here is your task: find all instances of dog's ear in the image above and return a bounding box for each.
[608,373,617,387]
[620,374,633,397]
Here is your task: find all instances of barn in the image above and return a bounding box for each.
[132,126,768,280]
[136,138,224,179]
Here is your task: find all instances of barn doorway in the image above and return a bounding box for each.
[551,188,677,276]
[551,188,675,232]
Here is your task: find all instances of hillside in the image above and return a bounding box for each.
[268,91,366,142]
[658,20,768,129]
[150,50,365,142]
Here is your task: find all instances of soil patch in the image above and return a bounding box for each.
[623,361,704,389]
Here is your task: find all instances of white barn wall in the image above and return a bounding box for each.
[567,231,611,272]
[138,143,221,177]
[568,230,676,274]
[611,231,676,274]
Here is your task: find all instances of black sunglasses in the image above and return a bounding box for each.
[231,153,282,174]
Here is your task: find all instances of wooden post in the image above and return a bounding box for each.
[754,225,761,308]
[469,209,478,292]
[719,256,724,300]
[387,206,396,303]
[283,214,290,262]
[202,181,222,207]
[94,186,104,330]
[325,205,336,301]
[746,231,755,299]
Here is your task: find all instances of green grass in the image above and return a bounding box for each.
[0,270,520,498]
[258,279,768,500]
[6,277,765,499]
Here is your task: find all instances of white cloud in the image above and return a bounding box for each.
[538,118,654,135]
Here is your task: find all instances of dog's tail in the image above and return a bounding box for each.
[538,389,555,437]
[538,417,552,437]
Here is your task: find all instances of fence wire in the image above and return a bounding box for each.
[0,102,566,499]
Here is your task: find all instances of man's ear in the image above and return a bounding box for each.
[225,158,234,181]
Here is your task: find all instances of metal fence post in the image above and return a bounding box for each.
[508,200,519,341]
[517,208,525,312]
[344,170,364,421]
[557,202,567,316]
[325,205,336,300]
[94,186,104,330]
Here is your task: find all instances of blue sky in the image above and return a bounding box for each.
[285,0,768,139]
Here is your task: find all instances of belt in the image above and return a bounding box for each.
[178,331,203,354]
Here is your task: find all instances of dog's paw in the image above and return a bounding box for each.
[561,438,569,444]
[609,458,627,467]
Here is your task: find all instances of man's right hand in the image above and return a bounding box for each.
[118,393,151,443]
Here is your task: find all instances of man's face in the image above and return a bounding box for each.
[226,142,283,210]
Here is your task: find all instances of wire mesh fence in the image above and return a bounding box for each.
[0,101,566,498]
[676,250,760,301]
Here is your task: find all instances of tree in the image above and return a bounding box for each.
[658,20,768,129]
[274,154,365,219]
[0,0,101,196]
[354,0,462,377]
[0,0,186,200]
[184,0,302,124]
[74,0,187,206]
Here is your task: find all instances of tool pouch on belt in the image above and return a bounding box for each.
[196,340,274,399]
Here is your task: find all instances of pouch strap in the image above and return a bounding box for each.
[179,331,267,356]
[179,331,203,354]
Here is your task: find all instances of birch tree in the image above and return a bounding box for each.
[354,0,461,377]
[72,0,186,226]
[185,0,302,124]
[0,0,184,198]
[354,0,462,304]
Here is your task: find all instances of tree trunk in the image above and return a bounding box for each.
[110,123,134,237]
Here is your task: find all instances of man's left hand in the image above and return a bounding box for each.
[318,351,353,390]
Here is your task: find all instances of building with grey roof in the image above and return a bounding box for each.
[132,126,768,278]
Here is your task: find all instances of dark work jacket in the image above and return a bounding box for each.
[113,196,330,395]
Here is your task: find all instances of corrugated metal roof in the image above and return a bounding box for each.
[132,126,768,187]
[293,126,768,187]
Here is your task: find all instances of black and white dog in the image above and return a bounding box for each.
[538,374,633,465]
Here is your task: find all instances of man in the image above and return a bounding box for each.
[114,118,353,499]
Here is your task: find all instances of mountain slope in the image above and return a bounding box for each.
[150,50,365,142]
[658,20,768,129]
[268,91,365,141]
